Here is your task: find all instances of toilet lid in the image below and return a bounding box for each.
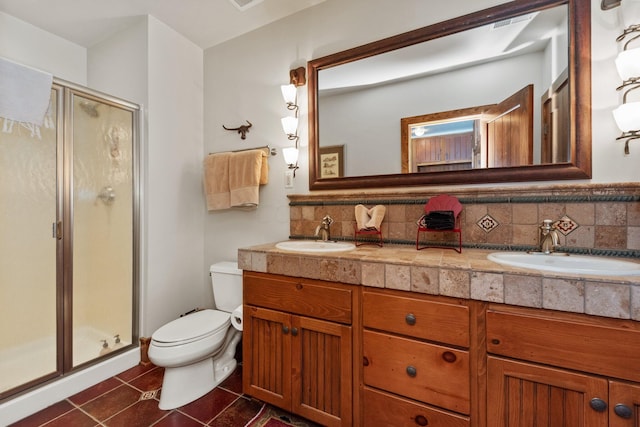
[152,309,230,344]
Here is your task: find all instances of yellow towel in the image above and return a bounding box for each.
[260,154,269,185]
[203,153,231,211]
[229,149,267,208]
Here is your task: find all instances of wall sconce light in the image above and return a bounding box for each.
[614,22,640,154]
[281,67,305,176]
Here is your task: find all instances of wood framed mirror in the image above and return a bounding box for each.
[308,0,591,190]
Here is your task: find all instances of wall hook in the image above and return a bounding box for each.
[222,120,252,140]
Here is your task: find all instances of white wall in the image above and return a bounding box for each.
[0,11,86,83]
[144,16,205,334]
[89,15,207,335]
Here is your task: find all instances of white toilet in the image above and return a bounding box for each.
[148,261,243,410]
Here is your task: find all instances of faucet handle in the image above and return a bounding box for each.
[541,219,556,230]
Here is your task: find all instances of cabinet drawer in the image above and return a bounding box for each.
[363,387,469,427]
[363,330,470,414]
[244,272,352,324]
[487,307,640,382]
[363,290,469,347]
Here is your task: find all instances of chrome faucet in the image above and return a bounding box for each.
[315,215,334,242]
[539,219,560,254]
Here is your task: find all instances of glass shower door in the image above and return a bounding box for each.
[0,81,138,399]
[0,88,61,395]
[70,92,135,367]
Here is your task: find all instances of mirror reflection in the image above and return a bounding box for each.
[317,4,568,178]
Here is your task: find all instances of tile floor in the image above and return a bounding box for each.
[9,364,296,427]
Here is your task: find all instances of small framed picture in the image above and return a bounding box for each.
[319,145,344,179]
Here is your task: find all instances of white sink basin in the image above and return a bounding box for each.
[488,252,640,276]
[275,240,356,253]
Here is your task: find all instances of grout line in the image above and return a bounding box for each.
[74,405,106,426]
[202,394,246,426]
[31,403,75,427]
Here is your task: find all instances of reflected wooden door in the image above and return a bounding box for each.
[485,85,534,168]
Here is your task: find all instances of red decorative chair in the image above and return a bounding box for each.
[416,195,462,252]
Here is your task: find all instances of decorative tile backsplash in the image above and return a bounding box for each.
[288,183,640,258]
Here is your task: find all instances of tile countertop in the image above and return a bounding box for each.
[238,242,640,321]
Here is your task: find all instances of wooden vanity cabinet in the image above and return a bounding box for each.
[360,289,485,427]
[242,272,357,427]
[486,304,640,427]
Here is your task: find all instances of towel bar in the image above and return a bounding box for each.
[209,145,276,156]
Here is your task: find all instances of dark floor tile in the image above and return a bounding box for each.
[115,363,157,383]
[9,400,75,427]
[68,377,123,406]
[80,384,141,422]
[41,408,97,427]
[154,411,206,427]
[219,366,243,395]
[102,399,166,427]
[128,367,164,392]
[178,388,238,424]
[207,396,263,427]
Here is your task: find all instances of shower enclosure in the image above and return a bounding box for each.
[0,81,139,399]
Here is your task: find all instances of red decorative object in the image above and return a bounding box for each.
[416,194,463,252]
[354,224,383,247]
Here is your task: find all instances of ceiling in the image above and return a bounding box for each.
[0,0,325,49]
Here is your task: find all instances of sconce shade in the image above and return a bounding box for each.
[281,84,297,105]
[281,116,298,135]
[613,102,640,132]
[615,48,640,80]
[283,147,299,165]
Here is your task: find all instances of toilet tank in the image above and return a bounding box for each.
[210,261,242,313]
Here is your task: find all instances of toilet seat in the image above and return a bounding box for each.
[151,309,230,347]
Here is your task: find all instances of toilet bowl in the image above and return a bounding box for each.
[148,261,243,410]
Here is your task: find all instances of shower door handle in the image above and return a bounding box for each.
[53,221,63,240]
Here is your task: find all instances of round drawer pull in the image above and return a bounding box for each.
[406,365,417,377]
[491,338,501,345]
[282,326,289,334]
[296,283,303,290]
[363,357,370,367]
[442,351,457,363]
[614,403,633,419]
[414,415,428,426]
[405,313,417,326]
[589,398,607,412]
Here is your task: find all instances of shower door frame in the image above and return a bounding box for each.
[60,80,141,374]
[0,80,140,401]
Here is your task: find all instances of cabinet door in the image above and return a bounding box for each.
[291,315,352,427]
[487,356,608,427]
[243,305,292,410]
[610,381,640,427]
